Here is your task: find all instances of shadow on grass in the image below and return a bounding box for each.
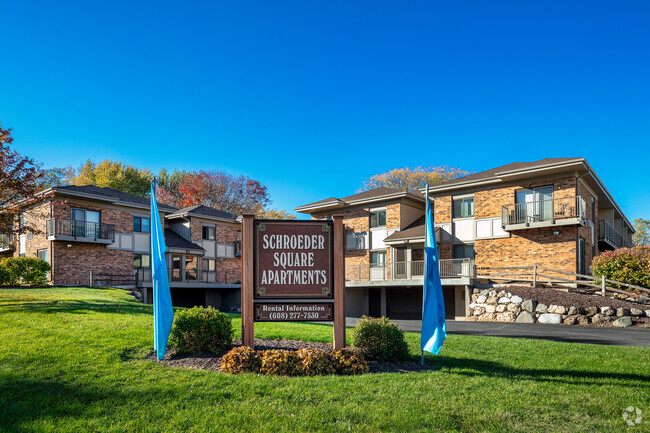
[0,299,152,316]
[430,355,650,387]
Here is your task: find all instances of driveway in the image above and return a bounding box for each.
[345,318,650,347]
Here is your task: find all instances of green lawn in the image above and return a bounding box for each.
[1,288,648,432]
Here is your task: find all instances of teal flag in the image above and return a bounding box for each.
[151,182,174,360]
[421,184,447,355]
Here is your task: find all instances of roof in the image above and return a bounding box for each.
[436,158,581,188]
[164,229,204,251]
[383,216,427,243]
[296,187,425,213]
[49,185,177,211]
[167,205,238,221]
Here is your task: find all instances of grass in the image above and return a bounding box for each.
[0,287,649,432]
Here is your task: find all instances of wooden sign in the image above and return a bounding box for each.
[255,220,333,298]
[255,303,333,322]
[241,215,346,350]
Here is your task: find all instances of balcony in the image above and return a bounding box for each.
[345,258,475,286]
[0,234,14,253]
[598,220,632,250]
[135,268,241,287]
[46,218,115,244]
[501,196,586,231]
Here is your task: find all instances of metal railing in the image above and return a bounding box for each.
[598,220,632,249]
[0,234,14,251]
[46,218,115,242]
[501,196,586,227]
[345,258,475,282]
[135,267,241,285]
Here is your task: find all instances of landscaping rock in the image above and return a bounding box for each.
[478,313,496,321]
[507,303,520,313]
[498,297,511,304]
[497,312,516,322]
[630,308,643,316]
[616,307,631,317]
[476,295,487,304]
[510,295,523,305]
[575,307,586,316]
[567,306,578,316]
[576,315,590,325]
[585,306,598,317]
[474,307,486,316]
[471,294,479,302]
[515,311,536,323]
[521,299,537,313]
[497,290,507,298]
[468,302,477,310]
[646,310,650,318]
[612,316,633,328]
[548,305,567,315]
[488,290,497,298]
[485,305,496,313]
[496,305,506,313]
[538,313,562,324]
[535,304,548,314]
[591,314,611,325]
[601,306,614,316]
[563,316,578,325]
[486,297,498,305]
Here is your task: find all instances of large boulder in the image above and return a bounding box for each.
[478,313,496,322]
[567,306,578,316]
[496,312,516,322]
[645,310,650,318]
[563,315,578,325]
[485,305,497,313]
[600,306,614,316]
[510,295,523,305]
[535,304,548,314]
[486,297,499,305]
[498,297,511,304]
[612,316,633,328]
[474,307,486,316]
[548,305,567,315]
[496,305,506,313]
[476,295,487,304]
[507,303,521,313]
[538,313,562,324]
[521,299,537,313]
[515,311,536,323]
[591,313,611,325]
[585,306,599,317]
[575,315,590,325]
[630,308,644,316]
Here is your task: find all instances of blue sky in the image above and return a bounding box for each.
[1,1,648,221]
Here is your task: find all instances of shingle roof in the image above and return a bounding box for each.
[168,205,237,221]
[51,185,177,211]
[384,216,426,242]
[437,158,581,187]
[164,229,204,251]
[297,187,424,211]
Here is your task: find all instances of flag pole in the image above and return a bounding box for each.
[421,184,429,366]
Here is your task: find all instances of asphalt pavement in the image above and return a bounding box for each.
[345,317,650,347]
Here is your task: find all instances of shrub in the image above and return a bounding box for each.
[297,349,336,376]
[592,246,650,289]
[0,257,50,286]
[351,316,409,361]
[330,348,369,375]
[220,346,261,374]
[259,350,302,376]
[169,306,233,354]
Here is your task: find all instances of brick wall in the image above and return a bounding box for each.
[53,241,132,285]
[52,199,133,233]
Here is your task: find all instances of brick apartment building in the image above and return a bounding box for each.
[296,158,635,320]
[0,185,242,310]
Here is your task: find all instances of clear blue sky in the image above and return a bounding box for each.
[1,1,648,221]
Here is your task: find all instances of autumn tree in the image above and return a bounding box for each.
[70,159,154,197]
[256,208,296,220]
[157,170,271,215]
[0,123,46,240]
[358,165,469,192]
[633,218,650,247]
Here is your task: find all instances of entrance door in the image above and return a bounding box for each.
[578,237,586,275]
[370,251,386,280]
[393,248,407,279]
[171,255,182,281]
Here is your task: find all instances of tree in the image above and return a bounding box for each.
[157,170,271,215]
[256,208,296,220]
[633,218,650,247]
[0,123,46,238]
[358,165,469,192]
[70,159,153,197]
[40,166,76,188]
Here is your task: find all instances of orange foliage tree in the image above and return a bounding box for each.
[357,166,469,192]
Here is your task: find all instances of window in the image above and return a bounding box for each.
[235,230,241,256]
[202,226,216,240]
[19,215,25,230]
[370,209,386,228]
[370,251,386,265]
[202,258,216,271]
[133,216,150,233]
[453,244,475,259]
[37,249,48,262]
[134,254,151,268]
[453,197,474,218]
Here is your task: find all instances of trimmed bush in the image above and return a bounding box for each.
[592,246,650,289]
[330,348,369,375]
[297,349,336,376]
[0,257,50,286]
[351,316,409,361]
[259,350,302,376]
[220,346,261,374]
[169,306,233,354]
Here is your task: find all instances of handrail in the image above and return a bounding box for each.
[501,196,586,227]
[346,258,475,282]
[46,218,116,242]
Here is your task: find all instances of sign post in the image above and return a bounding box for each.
[240,215,345,350]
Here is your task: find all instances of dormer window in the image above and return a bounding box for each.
[370,209,386,228]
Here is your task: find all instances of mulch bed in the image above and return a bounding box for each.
[503,285,647,310]
[144,338,433,374]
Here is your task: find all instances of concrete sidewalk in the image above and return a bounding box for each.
[345,317,650,347]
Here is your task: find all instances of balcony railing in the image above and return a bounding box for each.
[0,234,14,252]
[598,220,632,249]
[346,258,475,283]
[501,196,586,230]
[135,267,241,285]
[46,218,115,242]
